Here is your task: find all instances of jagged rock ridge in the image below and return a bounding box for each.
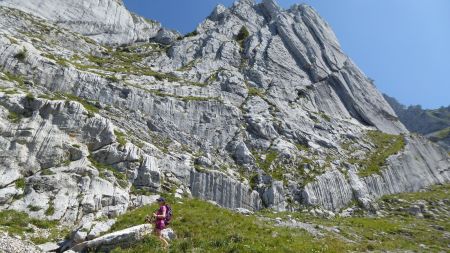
[0,0,448,237]
[384,94,450,151]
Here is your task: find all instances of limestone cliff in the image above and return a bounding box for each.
[0,0,448,234]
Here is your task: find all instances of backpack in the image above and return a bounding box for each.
[164,205,173,225]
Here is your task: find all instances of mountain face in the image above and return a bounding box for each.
[0,0,448,232]
[0,0,179,45]
[384,94,450,151]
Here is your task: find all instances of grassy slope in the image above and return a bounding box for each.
[109,184,449,253]
[110,198,347,253]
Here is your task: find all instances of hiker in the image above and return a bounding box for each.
[152,197,170,249]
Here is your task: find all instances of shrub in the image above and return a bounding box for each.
[184,30,199,38]
[28,205,42,212]
[114,130,127,147]
[236,26,250,42]
[25,93,35,102]
[14,48,27,61]
[45,202,55,216]
[7,111,22,124]
[15,178,25,190]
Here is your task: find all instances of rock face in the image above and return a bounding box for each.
[0,0,176,45]
[190,170,262,210]
[70,224,151,252]
[0,0,449,232]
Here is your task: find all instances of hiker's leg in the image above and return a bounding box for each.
[159,234,169,248]
[154,229,169,248]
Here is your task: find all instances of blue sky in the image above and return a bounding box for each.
[123,0,450,109]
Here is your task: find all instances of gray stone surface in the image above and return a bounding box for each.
[36,242,59,252]
[0,233,43,253]
[70,224,151,252]
[161,228,176,241]
[190,170,262,210]
[0,0,163,45]
[0,0,448,234]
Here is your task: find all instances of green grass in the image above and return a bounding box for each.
[15,178,26,190]
[7,111,22,123]
[42,53,69,67]
[114,130,127,147]
[247,87,265,97]
[0,210,58,236]
[45,200,55,216]
[381,184,450,203]
[253,150,278,173]
[88,155,128,188]
[109,198,350,253]
[260,184,450,252]
[295,143,309,151]
[63,93,99,114]
[27,205,42,212]
[356,131,406,177]
[318,112,331,122]
[1,71,25,87]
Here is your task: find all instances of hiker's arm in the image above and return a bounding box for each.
[159,207,166,218]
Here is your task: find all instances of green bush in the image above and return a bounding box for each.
[15,178,26,190]
[114,130,127,147]
[7,111,22,123]
[14,48,27,61]
[236,26,250,42]
[28,205,42,212]
[184,30,199,38]
[45,201,55,216]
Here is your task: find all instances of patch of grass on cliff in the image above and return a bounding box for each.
[1,71,25,87]
[7,111,22,123]
[15,178,26,190]
[236,26,250,49]
[247,87,265,97]
[0,210,57,236]
[356,130,405,177]
[64,93,99,114]
[88,155,128,188]
[109,198,349,253]
[114,130,127,147]
[14,48,27,61]
[42,53,69,67]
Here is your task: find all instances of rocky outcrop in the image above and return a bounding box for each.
[302,170,353,211]
[0,0,448,230]
[190,170,262,210]
[360,135,449,198]
[70,224,151,252]
[304,135,450,211]
[0,0,177,45]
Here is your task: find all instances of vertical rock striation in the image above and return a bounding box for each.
[0,0,448,223]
